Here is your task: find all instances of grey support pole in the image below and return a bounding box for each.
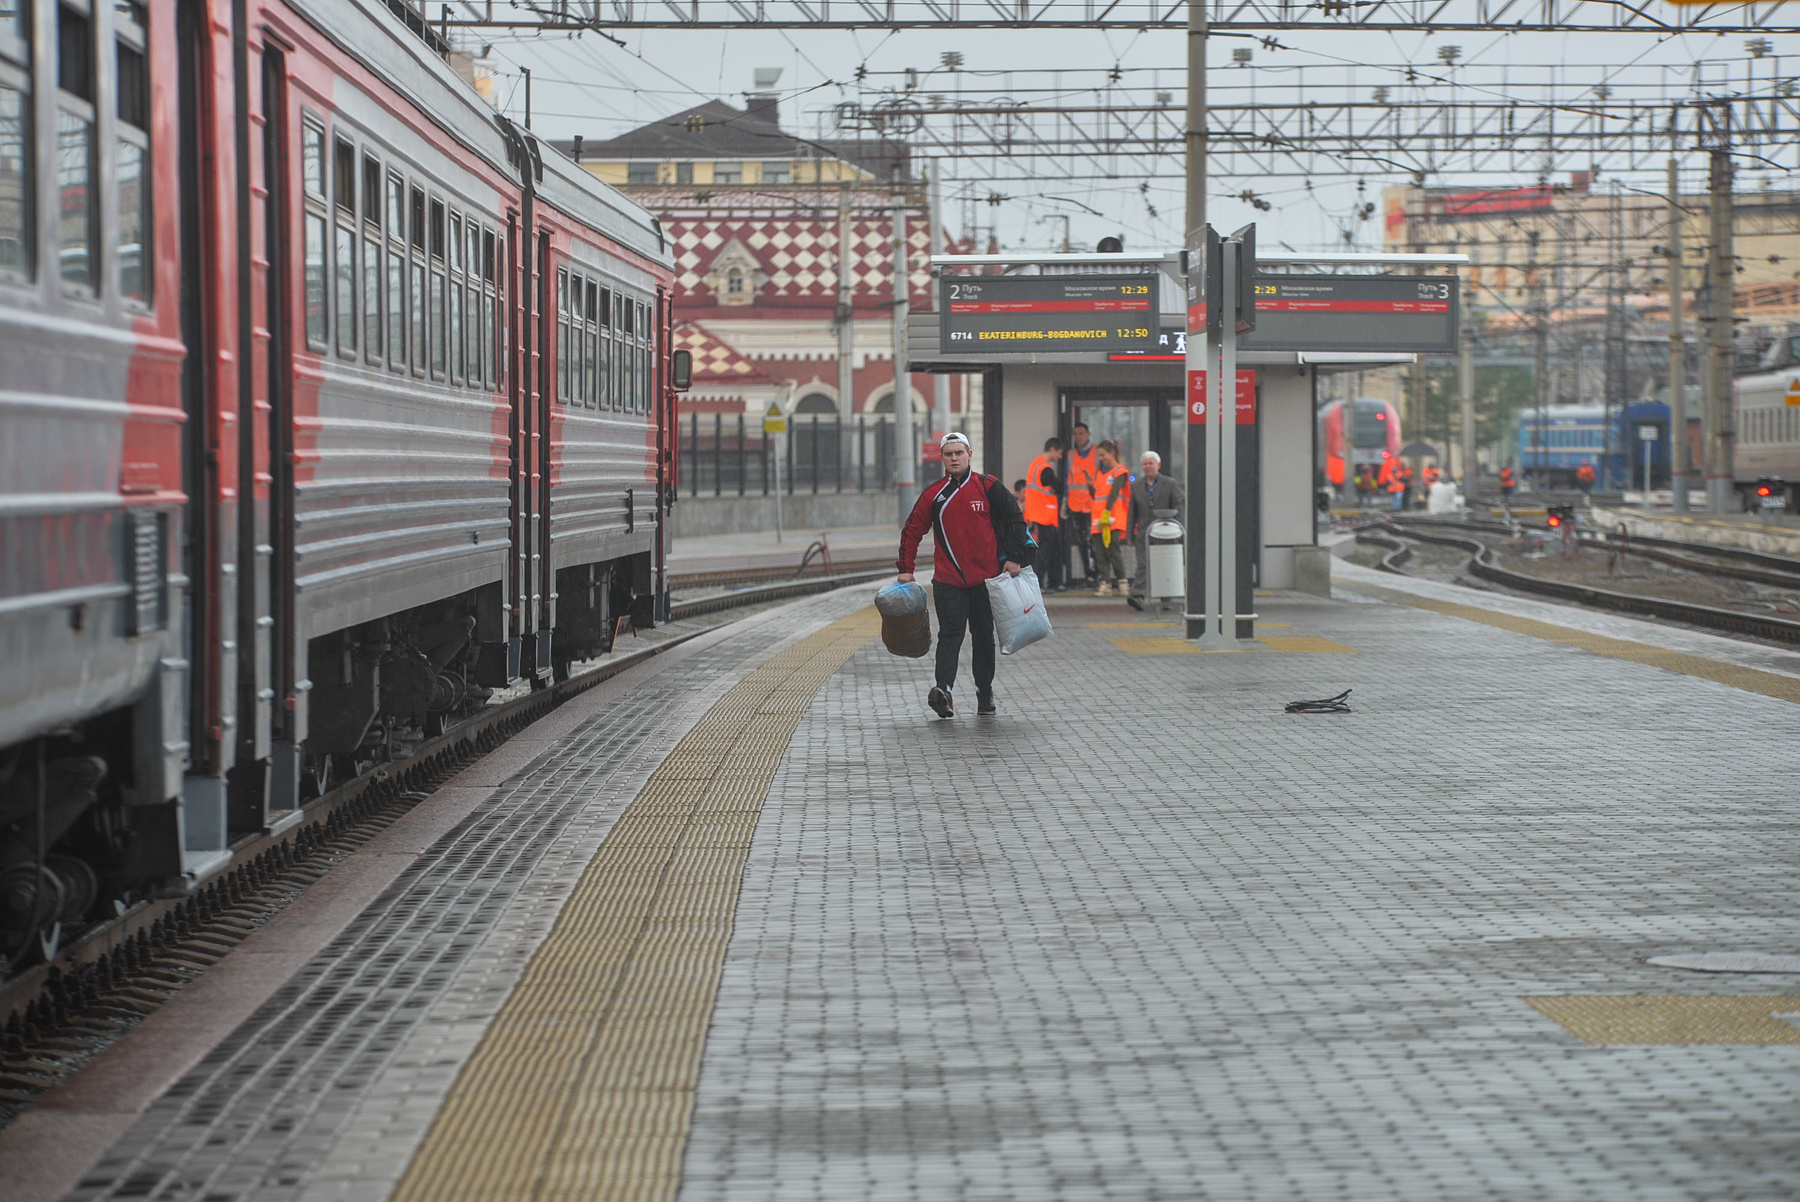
[893,191,917,515]
[1183,0,1209,641]
[1668,157,1689,512]
[1705,144,1734,514]
[929,168,950,446]
[836,187,855,476]
[1211,239,1240,648]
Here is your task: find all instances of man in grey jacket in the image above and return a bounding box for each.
[1127,451,1187,610]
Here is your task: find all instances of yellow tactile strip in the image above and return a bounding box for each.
[393,608,880,1202]
[1525,995,1800,1046]
[1339,580,1800,704]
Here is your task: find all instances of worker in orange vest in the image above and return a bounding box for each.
[1380,458,1411,512]
[1064,422,1098,587]
[1023,437,1066,591]
[1500,464,1517,503]
[1575,460,1596,494]
[1088,439,1131,596]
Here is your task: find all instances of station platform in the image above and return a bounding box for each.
[7,564,1800,1201]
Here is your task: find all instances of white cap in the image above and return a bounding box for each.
[940,431,971,450]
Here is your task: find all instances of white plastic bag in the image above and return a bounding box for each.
[1427,480,1465,515]
[985,566,1052,655]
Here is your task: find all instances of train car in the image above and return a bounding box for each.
[0,0,680,969]
[1732,369,1800,507]
[1317,398,1402,487]
[1515,402,1670,489]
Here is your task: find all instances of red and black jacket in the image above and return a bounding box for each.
[897,471,1032,588]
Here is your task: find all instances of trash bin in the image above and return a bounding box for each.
[1146,515,1186,599]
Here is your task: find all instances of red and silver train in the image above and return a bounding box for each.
[0,0,684,966]
[1317,397,1403,488]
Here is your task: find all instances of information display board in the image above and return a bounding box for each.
[939,274,1158,354]
[1241,275,1458,353]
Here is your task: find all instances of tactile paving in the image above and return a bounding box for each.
[62,604,858,1202]
[392,609,879,1202]
[1525,995,1800,1045]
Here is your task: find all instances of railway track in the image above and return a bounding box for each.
[1358,517,1800,645]
[0,568,887,1121]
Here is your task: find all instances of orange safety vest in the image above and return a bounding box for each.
[1066,444,1097,512]
[1023,454,1059,524]
[1576,463,1595,484]
[1089,463,1129,538]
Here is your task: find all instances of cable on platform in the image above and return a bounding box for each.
[1284,689,1352,714]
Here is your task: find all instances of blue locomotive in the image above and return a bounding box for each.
[1515,402,1672,490]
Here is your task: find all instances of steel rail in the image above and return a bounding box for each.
[1371,519,1800,644]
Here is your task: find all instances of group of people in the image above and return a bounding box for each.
[1012,422,1186,610]
[896,424,1186,721]
[1349,458,1447,511]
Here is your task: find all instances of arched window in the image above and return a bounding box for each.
[871,391,923,414]
[795,392,836,414]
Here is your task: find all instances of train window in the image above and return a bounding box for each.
[57,5,90,101]
[335,226,355,358]
[448,213,462,384]
[116,139,146,301]
[302,120,324,198]
[555,269,568,403]
[116,40,145,129]
[386,173,402,236]
[386,248,403,371]
[0,81,27,280]
[362,155,380,225]
[363,234,380,362]
[56,109,92,292]
[304,214,325,347]
[409,259,423,376]
[429,267,445,377]
[333,138,354,213]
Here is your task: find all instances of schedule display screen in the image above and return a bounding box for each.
[1242,275,1458,353]
[939,274,1159,354]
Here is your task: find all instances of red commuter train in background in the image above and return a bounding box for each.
[0,0,683,967]
[1317,397,1404,489]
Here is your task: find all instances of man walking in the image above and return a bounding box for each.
[1127,450,1186,610]
[1088,440,1130,596]
[896,432,1030,719]
[1023,437,1066,591]
[1064,422,1098,587]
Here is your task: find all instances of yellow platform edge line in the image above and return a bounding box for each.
[1339,580,1800,705]
[393,608,879,1202]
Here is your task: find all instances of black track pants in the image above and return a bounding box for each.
[933,581,995,696]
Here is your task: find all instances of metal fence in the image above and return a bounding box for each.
[682,413,938,496]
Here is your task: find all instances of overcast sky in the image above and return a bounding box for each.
[478,21,1798,253]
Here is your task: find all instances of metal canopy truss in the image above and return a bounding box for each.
[822,94,1800,184]
[435,0,1792,33]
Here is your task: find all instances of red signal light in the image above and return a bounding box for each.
[1758,485,1773,497]
[1547,513,1562,528]
[1375,412,1386,420]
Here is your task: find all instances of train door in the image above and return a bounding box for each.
[1059,388,1179,478]
[258,42,300,815]
[175,0,238,858]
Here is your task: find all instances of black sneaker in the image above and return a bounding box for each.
[977,693,997,716]
[928,685,955,719]
[1126,595,1144,611]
